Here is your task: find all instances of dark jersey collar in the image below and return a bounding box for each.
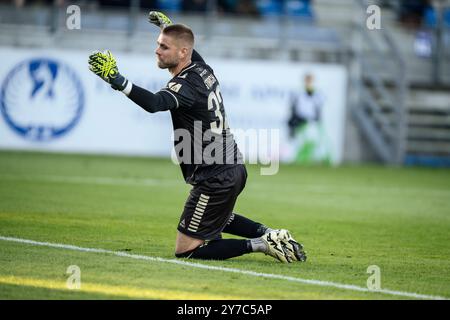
[175,62,197,78]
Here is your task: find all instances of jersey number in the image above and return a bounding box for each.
[207,86,228,135]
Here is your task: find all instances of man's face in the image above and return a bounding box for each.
[155,33,181,69]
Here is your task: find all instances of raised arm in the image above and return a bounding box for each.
[127,84,177,113]
[88,50,178,113]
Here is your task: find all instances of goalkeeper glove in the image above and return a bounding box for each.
[148,11,172,29]
[88,50,129,91]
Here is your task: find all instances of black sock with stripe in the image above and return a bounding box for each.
[222,213,271,238]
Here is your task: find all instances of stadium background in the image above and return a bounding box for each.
[0,0,449,300]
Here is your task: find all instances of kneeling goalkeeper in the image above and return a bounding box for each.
[88,12,306,263]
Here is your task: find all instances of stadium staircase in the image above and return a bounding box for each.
[347,0,450,166]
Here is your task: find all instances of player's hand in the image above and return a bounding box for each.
[88,50,128,91]
[148,11,172,29]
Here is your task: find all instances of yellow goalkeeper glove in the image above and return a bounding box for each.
[88,50,128,91]
[148,11,172,29]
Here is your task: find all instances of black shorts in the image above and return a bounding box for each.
[177,165,247,240]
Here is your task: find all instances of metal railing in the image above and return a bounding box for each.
[350,0,409,164]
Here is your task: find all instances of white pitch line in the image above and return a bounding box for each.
[0,236,447,300]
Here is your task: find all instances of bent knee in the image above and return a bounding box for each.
[175,232,204,255]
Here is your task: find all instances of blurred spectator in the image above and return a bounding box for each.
[182,0,207,12]
[255,0,283,17]
[236,0,259,16]
[97,0,156,9]
[10,0,54,6]
[254,0,314,19]
[217,0,237,14]
[216,0,259,17]
[98,0,130,8]
[397,0,432,29]
[414,30,433,57]
[13,0,25,7]
[409,1,450,59]
[6,0,316,18]
[140,0,157,9]
[155,0,181,11]
[285,0,314,19]
[423,3,450,28]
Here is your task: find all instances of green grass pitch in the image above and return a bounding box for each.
[0,150,449,299]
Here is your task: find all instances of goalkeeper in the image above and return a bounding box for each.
[88,12,306,263]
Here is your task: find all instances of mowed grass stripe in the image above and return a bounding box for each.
[1,173,448,196]
[0,174,179,188]
[0,275,242,300]
[1,151,449,300]
[0,236,447,300]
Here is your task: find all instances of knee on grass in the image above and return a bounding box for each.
[175,247,198,259]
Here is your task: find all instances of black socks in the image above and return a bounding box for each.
[222,213,270,238]
[175,239,252,260]
[174,213,273,260]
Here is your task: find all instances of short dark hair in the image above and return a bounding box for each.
[162,24,194,48]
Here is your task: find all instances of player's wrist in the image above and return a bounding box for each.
[121,80,133,95]
[110,73,129,92]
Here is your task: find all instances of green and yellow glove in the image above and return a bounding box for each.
[148,11,172,29]
[88,50,128,91]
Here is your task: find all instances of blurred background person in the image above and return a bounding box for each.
[287,73,329,164]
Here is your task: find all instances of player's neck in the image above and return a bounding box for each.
[169,60,192,77]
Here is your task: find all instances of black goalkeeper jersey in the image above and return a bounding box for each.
[127,56,243,185]
[164,62,243,184]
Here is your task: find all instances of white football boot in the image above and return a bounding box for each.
[260,230,291,263]
[275,229,307,262]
